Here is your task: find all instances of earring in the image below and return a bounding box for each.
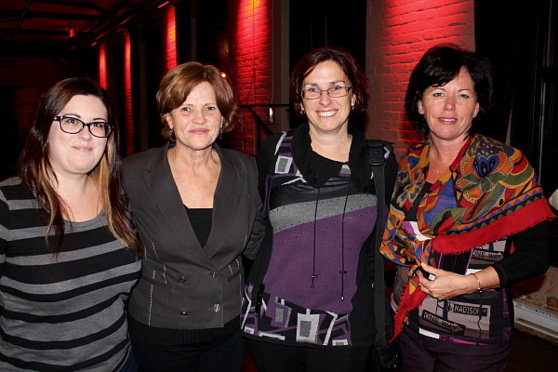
[301,108,305,115]
[219,127,223,140]
[351,105,355,110]
[169,127,175,140]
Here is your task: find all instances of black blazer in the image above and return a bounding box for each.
[123,143,265,330]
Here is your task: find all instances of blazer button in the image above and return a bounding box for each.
[210,271,218,278]
[179,276,187,282]
[179,311,189,316]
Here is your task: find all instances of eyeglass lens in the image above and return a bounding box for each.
[58,117,111,138]
[302,85,351,99]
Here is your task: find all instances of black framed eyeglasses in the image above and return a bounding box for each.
[301,85,352,100]
[54,116,112,138]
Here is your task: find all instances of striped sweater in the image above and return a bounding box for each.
[0,178,141,371]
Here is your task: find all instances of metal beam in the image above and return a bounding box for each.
[0,9,104,21]
[0,28,85,36]
[21,0,109,15]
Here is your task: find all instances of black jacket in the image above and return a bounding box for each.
[123,143,265,330]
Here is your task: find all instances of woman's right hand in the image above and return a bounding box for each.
[417,263,479,300]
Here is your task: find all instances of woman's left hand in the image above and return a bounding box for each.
[416,263,476,300]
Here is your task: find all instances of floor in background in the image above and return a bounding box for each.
[507,329,558,372]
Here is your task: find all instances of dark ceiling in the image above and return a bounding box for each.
[0,0,167,58]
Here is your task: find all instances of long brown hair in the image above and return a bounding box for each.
[16,77,141,255]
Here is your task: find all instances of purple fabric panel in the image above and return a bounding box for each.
[263,206,377,314]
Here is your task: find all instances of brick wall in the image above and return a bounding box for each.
[98,43,107,90]
[229,0,272,155]
[366,0,475,157]
[164,5,177,73]
[124,31,134,156]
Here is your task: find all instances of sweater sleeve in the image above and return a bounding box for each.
[256,133,284,200]
[492,221,550,287]
[241,155,266,260]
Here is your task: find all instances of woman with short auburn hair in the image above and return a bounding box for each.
[123,61,265,372]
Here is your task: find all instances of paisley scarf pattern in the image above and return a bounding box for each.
[380,134,555,340]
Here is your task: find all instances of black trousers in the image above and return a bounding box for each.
[246,339,373,372]
[131,329,246,372]
[397,326,511,372]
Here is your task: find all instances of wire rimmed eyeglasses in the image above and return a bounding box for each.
[54,116,113,138]
[301,85,352,100]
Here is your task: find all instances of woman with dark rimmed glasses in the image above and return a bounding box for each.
[0,77,141,371]
[241,46,398,371]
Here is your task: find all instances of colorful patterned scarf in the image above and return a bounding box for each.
[380,134,555,340]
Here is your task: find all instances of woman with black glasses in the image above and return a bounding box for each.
[241,46,397,372]
[0,77,142,371]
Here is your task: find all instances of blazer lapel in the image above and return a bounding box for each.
[204,146,244,259]
[144,144,211,265]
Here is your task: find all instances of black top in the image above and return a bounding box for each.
[185,206,213,247]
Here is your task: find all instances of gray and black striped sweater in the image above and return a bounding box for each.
[0,178,141,371]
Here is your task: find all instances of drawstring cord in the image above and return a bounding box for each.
[310,186,321,288]
[339,183,350,300]
[309,171,351,302]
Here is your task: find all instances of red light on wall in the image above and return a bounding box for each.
[165,5,177,72]
[98,42,107,90]
[366,0,475,156]
[232,0,272,155]
[235,0,271,103]
[124,32,134,155]
[243,0,261,17]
